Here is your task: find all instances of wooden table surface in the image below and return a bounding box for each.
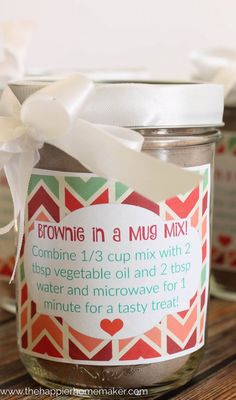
[0,297,235,399]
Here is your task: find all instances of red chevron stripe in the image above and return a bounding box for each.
[120,339,161,360]
[69,340,90,360]
[190,291,198,306]
[33,336,63,357]
[167,329,197,354]
[92,189,109,205]
[21,331,28,349]
[177,291,198,318]
[65,188,84,211]
[91,342,112,361]
[201,288,206,310]
[166,187,199,218]
[0,264,12,276]
[69,340,112,361]
[178,309,189,319]
[122,192,160,215]
[20,236,25,257]
[31,301,37,318]
[55,317,63,325]
[21,284,28,306]
[28,187,60,222]
[184,329,197,349]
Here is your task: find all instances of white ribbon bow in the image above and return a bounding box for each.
[0,74,201,282]
[191,49,236,103]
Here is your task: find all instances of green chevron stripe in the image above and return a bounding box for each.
[65,177,107,200]
[203,169,208,191]
[20,263,25,282]
[28,175,59,198]
[115,182,129,200]
[201,264,206,288]
[229,137,236,150]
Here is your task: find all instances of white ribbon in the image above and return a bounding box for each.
[0,21,33,88]
[0,74,201,282]
[191,49,236,103]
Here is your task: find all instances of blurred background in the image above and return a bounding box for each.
[1,0,236,80]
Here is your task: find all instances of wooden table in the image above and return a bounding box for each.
[0,298,235,399]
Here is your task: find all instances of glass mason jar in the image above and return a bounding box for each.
[10,80,223,397]
[0,171,16,313]
[211,107,236,301]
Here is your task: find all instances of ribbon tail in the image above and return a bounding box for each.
[9,204,24,283]
[4,162,20,224]
[50,120,202,204]
[6,151,36,283]
[212,64,236,99]
[0,153,16,234]
[0,219,15,235]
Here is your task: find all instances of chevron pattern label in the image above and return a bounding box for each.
[212,132,236,272]
[0,171,15,280]
[18,165,210,365]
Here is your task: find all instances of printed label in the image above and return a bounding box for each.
[212,132,236,272]
[0,171,15,280]
[19,166,210,365]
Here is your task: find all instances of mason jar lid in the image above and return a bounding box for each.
[9,79,224,128]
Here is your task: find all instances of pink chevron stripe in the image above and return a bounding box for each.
[202,192,208,216]
[29,223,34,232]
[145,327,161,347]
[36,211,50,222]
[69,326,103,352]
[32,315,63,348]
[200,313,204,336]
[167,305,197,342]
[191,207,199,228]
[202,241,207,262]
[202,217,207,240]
[119,338,134,351]
[165,212,174,220]
[21,307,27,330]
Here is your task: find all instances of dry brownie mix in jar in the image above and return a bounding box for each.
[9,79,223,397]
